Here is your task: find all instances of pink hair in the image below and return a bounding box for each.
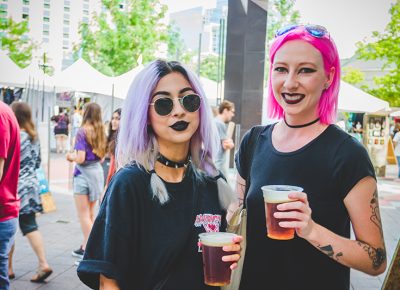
[267,26,341,124]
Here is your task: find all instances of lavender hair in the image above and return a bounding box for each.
[267,26,341,124]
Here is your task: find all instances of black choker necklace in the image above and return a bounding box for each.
[157,153,190,168]
[284,117,320,128]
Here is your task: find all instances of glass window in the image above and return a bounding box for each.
[63,33,69,38]
[43,23,49,30]
[22,6,29,13]
[0,3,7,10]
[63,13,69,19]
[83,3,89,9]
[0,10,7,17]
[43,37,49,43]
[43,30,49,36]
[43,10,50,16]
[22,13,29,19]
[64,6,70,12]
[23,0,29,5]
[82,16,89,23]
[63,40,69,48]
[63,19,69,25]
[64,0,70,5]
[83,9,88,15]
[43,16,49,22]
[44,3,50,8]
[63,26,69,33]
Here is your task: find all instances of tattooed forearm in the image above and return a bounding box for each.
[370,189,384,237]
[236,181,245,206]
[357,240,386,270]
[317,244,343,261]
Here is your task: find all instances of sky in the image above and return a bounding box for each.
[160,0,396,59]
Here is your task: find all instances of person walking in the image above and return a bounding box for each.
[51,108,70,154]
[8,102,53,283]
[104,108,121,188]
[77,60,242,290]
[0,100,20,290]
[214,100,235,177]
[393,125,400,178]
[66,102,106,265]
[235,24,386,290]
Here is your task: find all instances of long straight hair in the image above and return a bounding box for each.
[11,101,37,140]
[82,102,107,158]
[116,60,228,205]
[267,26,341,124]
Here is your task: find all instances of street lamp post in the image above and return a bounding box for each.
[38,52,50,122]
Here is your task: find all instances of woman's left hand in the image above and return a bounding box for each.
[274,191,315,239]
[222,235,243,270]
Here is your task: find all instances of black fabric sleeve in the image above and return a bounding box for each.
[333,136,376,199]
[77,169,140,289]
[234,128,252,179]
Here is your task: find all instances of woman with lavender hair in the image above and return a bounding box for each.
[77,60,242,290]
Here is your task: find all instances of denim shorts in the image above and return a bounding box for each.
[19,213,38,236]
[73,174,89,195]
[0,217,18,289]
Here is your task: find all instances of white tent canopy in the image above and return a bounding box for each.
[338,81,389,113]
[52,58,113,96]
[0,51,27,87]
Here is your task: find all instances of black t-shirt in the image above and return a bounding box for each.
[235,124,375,290]
[77,163,227,290]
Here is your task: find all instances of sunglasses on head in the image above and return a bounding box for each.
[149,93,201,116]
[275,24,329,39]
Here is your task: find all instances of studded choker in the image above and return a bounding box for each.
[157,153,190,168]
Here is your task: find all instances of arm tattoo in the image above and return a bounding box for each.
[357,240,386,270]
[370,189,384,237]
[317,244,343,261]
[236,181,246,207]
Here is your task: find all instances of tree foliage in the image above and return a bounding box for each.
[355,0,400,106]
[200,54,223,82]
[266,0,300,45]
[342,66,365,85]
[0,17,35,68]
[74,0,168,76]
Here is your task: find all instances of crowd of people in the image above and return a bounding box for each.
[0,23,391,290]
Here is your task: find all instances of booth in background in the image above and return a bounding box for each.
[363,114,389,177]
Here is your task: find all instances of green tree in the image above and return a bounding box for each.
[167,23,185,60]
[355,0,400,107]
[74,0,168,76]
[266,0,300,44]
[0,17,35,68]
[342,66,366,85]
[200,55,222,82]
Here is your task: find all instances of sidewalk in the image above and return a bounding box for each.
[9,154,400,289]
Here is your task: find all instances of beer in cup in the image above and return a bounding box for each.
[261,185,303,240]
[198,232,237,286]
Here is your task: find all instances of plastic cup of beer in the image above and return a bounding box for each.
[198,232,237,286]
[261,185,303,240]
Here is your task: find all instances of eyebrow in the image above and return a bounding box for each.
[273,62,317,67]
[152,87,194,98]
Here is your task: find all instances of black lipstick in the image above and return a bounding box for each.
[170,121,189,131]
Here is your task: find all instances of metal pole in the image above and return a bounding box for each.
[197,33,202,76]
[47,105,51,183]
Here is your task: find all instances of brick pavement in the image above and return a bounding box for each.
[9,154,400,289]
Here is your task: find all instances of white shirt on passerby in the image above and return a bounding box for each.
[393,132,400,157]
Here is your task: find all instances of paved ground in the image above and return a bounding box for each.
[9,153,400,289]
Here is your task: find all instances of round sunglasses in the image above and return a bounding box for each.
[149,93,201,116]
[275,24,329,39]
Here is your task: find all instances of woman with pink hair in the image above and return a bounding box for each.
[235,25,386,290]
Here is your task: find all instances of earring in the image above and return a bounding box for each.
[324,83,329,89]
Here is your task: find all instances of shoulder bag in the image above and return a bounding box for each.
[222,125,264,290]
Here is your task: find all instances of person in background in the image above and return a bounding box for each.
[235,24,386,290]
[71,106,83,147]
[8,102,53,283]
[0,100,20,290]
[66,103,106,266]
[104,108,121,189]
[51,108,69,154]
[214,100,235,177]
[392,125,400,178]
[77,60,242,290]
